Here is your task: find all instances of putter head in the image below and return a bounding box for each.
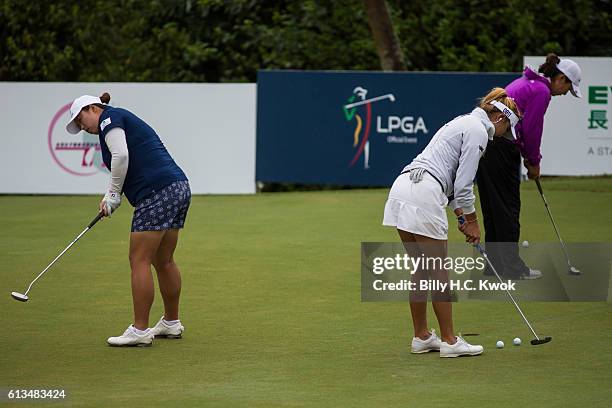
[568,266,581,275]
[530,336,552,345]
[11,292,29,302]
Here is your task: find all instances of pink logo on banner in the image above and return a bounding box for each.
[48,103,106,176]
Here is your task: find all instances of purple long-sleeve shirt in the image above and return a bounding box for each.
[506,67,551,165]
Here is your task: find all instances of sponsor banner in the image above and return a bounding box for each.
[524,56,612,175]
[361,242,612,301]
[256,70,518,186]
[0,83,256,194]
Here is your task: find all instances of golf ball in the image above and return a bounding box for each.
[522,240,530,248]
[513,337,522,346]
[496,340,504,349]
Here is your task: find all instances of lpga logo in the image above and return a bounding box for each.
[343,87,394,169]
[343,86,428,169]
[48,103,107,176]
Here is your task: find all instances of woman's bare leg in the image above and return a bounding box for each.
[411,234,455,344]
[399,229,455,344]
[129,231,165,330]
[398,229,430,340]
[152,229,182,321]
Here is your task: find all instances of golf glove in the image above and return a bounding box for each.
[409,168,426,183]
[102,191,121,217]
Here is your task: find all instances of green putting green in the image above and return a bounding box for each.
[1,177,611,407]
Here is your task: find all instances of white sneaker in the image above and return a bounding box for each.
[411,329,443,353]
[521,268,543,280]
[440,336,483,358]
[107,325,153,347]
[149,316,184,339]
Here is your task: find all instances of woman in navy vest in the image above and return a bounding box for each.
[67,92,190,347]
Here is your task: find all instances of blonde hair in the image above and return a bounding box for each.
[479,87,521,118]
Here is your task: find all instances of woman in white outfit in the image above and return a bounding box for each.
[383,88,521,358]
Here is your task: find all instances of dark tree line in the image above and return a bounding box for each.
[1,0,610,82]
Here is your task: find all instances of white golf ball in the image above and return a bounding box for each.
[513,337,522,346]
[522,240,530,248]
[496,340,504,349]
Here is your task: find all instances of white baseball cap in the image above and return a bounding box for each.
[490,100,520,139]
[556,59,582,98]
[66,95,103,134]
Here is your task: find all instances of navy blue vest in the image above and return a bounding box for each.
[98,107,187,206]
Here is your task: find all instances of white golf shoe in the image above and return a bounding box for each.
[107,325,153,347]
[149,317,184,339]
[521,268,543,280]
[440,336,483,358]
[411,329,443,353]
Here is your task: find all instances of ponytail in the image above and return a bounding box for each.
[479,87,521,117]
[99,92,111,104]
[538,53,562,78]
[88,92,111,110]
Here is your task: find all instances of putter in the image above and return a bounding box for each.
[458,216,551,345]
[11,212,104,302]
[474,243,552,345]
[535,178,581,275]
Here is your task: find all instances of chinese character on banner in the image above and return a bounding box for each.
[588,110,608,129]
[587,86,609,130]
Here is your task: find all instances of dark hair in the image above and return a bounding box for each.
[538,53,562,78]
[86,92,111,110]
[99,92,111,104]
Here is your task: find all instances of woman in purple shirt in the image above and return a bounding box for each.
[476,54,582,279]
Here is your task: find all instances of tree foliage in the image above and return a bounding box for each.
[1,0,609,81]
[392,0,611,72]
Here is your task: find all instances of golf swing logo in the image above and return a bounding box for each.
[343,87,395,169]
[343,86,429,169]
[48,103,106,176]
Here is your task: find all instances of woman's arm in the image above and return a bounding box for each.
[105,127,129,193]
[452,127,487,243]
[453,128,486,215]
[99,127,128,216]
[520,89,551,166]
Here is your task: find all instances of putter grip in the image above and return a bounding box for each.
[535,178,544,195]
[88,212,104,229]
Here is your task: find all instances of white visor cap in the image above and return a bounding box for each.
[556,59,582,98]
[66,95,103,134]
[490,100,520,139]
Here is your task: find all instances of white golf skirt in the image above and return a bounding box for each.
[383,172,449,240]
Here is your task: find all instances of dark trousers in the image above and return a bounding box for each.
[476,137,529,278]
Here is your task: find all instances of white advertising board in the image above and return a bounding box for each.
[524,56,612,175]
[0,83,256,194]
